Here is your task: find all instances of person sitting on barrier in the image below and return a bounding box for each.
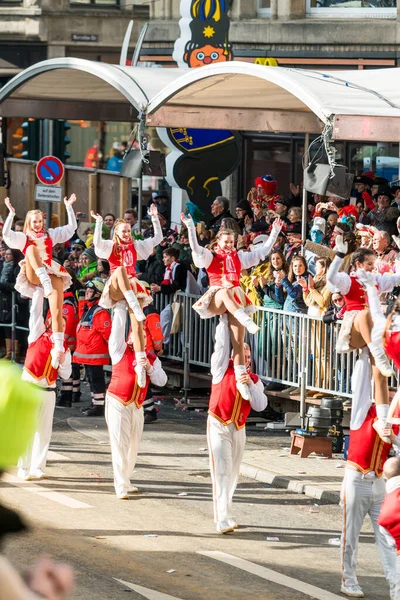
[106,301,167,499]
[207,314,267,534]
[90,205,162,388]
[3,196,77,370]
[181,212,283,400]
[327,237,400,442]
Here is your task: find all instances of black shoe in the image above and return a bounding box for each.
[144,409,158,424]
[57,399,72,408]
[82,405,105,417]
[72,392,81,403]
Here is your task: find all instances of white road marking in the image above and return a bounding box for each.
[47,450,71,461]
[114,579,185,599]
[2,473,92,509]
[199,551,344,600]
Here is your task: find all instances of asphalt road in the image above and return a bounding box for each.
[0,396,391,600]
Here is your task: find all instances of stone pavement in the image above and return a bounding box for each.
[241,441,344,505]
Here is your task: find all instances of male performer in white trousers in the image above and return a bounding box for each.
[18,287,71,480]
[207,314,267,534]
[340,273,399,599]
[105,301,167,499]
[378,457,400,600]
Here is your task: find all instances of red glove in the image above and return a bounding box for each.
[362,191,375,210]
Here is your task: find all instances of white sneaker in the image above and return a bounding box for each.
[216,521,235,534]
[236,380,251,401]
[128,485,139,493]
[117,492,129,499]
[134,364,147,388]
[32,469,48,480]
[340,583,364,598]
[228,519,238,530]
[17,468,32,481]
[373,419,392,444]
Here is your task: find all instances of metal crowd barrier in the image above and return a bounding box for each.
[155,292,399,424]
[0,291,29,362]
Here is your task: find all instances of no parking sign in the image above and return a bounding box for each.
[36,156,64,185]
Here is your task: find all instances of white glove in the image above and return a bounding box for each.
[272,217,284,232]
[392,235,400,250]
[355,269,378,288]
[90,210,103,222]
[335,235,348,254]
[181,212,194,227]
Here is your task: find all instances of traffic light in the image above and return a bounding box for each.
[52,119,71,163]
[21,119,40,160]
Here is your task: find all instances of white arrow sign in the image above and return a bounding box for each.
[114,579,186,600]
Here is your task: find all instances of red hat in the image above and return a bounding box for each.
[255,175,278,197]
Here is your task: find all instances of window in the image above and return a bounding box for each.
[70,0,119,6]
[257,0,271,17]
[307,0,396,18]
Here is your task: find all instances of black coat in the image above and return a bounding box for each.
[0,263,18,324]
[138,255,165,286]
[159,263,188,295]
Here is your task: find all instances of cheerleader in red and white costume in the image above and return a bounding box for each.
[181,212,283,400]
[327,237,400,442]
[91,204,162,387]
[3,195,77,368]
[384,298,400,427]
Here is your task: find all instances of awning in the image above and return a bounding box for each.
[0,57,185,121]
[146,62,400,141]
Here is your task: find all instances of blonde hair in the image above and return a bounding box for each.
[209,228,236,253]
[24,210,45,234]
[113,218,131,245]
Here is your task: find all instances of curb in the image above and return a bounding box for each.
[240,462,340,505]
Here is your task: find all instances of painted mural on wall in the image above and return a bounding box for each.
[157,0,242,212]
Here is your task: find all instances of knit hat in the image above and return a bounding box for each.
[0,362,42,468]
[286,222,302,235]
[82,247,97,262]
[236,199,253,214]
[311,217,326,234]
[255,175,278,196]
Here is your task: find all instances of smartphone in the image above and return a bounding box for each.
[349,197,357,207]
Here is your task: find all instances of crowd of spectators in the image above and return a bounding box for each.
[1,172,400,391]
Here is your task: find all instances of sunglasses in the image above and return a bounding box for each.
[333,297,344,303]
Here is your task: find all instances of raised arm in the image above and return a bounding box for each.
[91,211,113,259]
[181,213,213,269]
[49,195,78,244]
[135,204,163,260]
[238,219,283,270]
[210,314,231,384]
[28,287,46,344]
[109,301,127,365]
[326,236,351,294]
[2,198,26,251]
[147,357,168,388]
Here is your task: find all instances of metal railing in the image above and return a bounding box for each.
[154,292,399,423]
[0,292,29,362]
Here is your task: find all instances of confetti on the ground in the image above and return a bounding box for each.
[166,570,176,574]
[297,471,306,474]
[336,463,345,468]
[328,538,341,546]
[177,492,188,496]
[144,534,158,538]
[266,537,280,542]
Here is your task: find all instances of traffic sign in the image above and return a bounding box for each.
[35,184,63,203]
[36,155,64,185]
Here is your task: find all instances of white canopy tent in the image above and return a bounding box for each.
[146,62,400,141]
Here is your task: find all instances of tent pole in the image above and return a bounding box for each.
[301,132,309,248]
[300,132,309,430]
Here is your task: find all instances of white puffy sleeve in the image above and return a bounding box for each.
[148,357,168,388]
[93,217,113,260]
[2,211,26,251]
[378,273,400,294]
[249,379,268,412]
[109,302,127,365]
[238,225,280,270]
[326,255,351,294]
[48,204,77,245]
[211,315,231,384]
[185,217,213,269]
[135,216,163,260]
